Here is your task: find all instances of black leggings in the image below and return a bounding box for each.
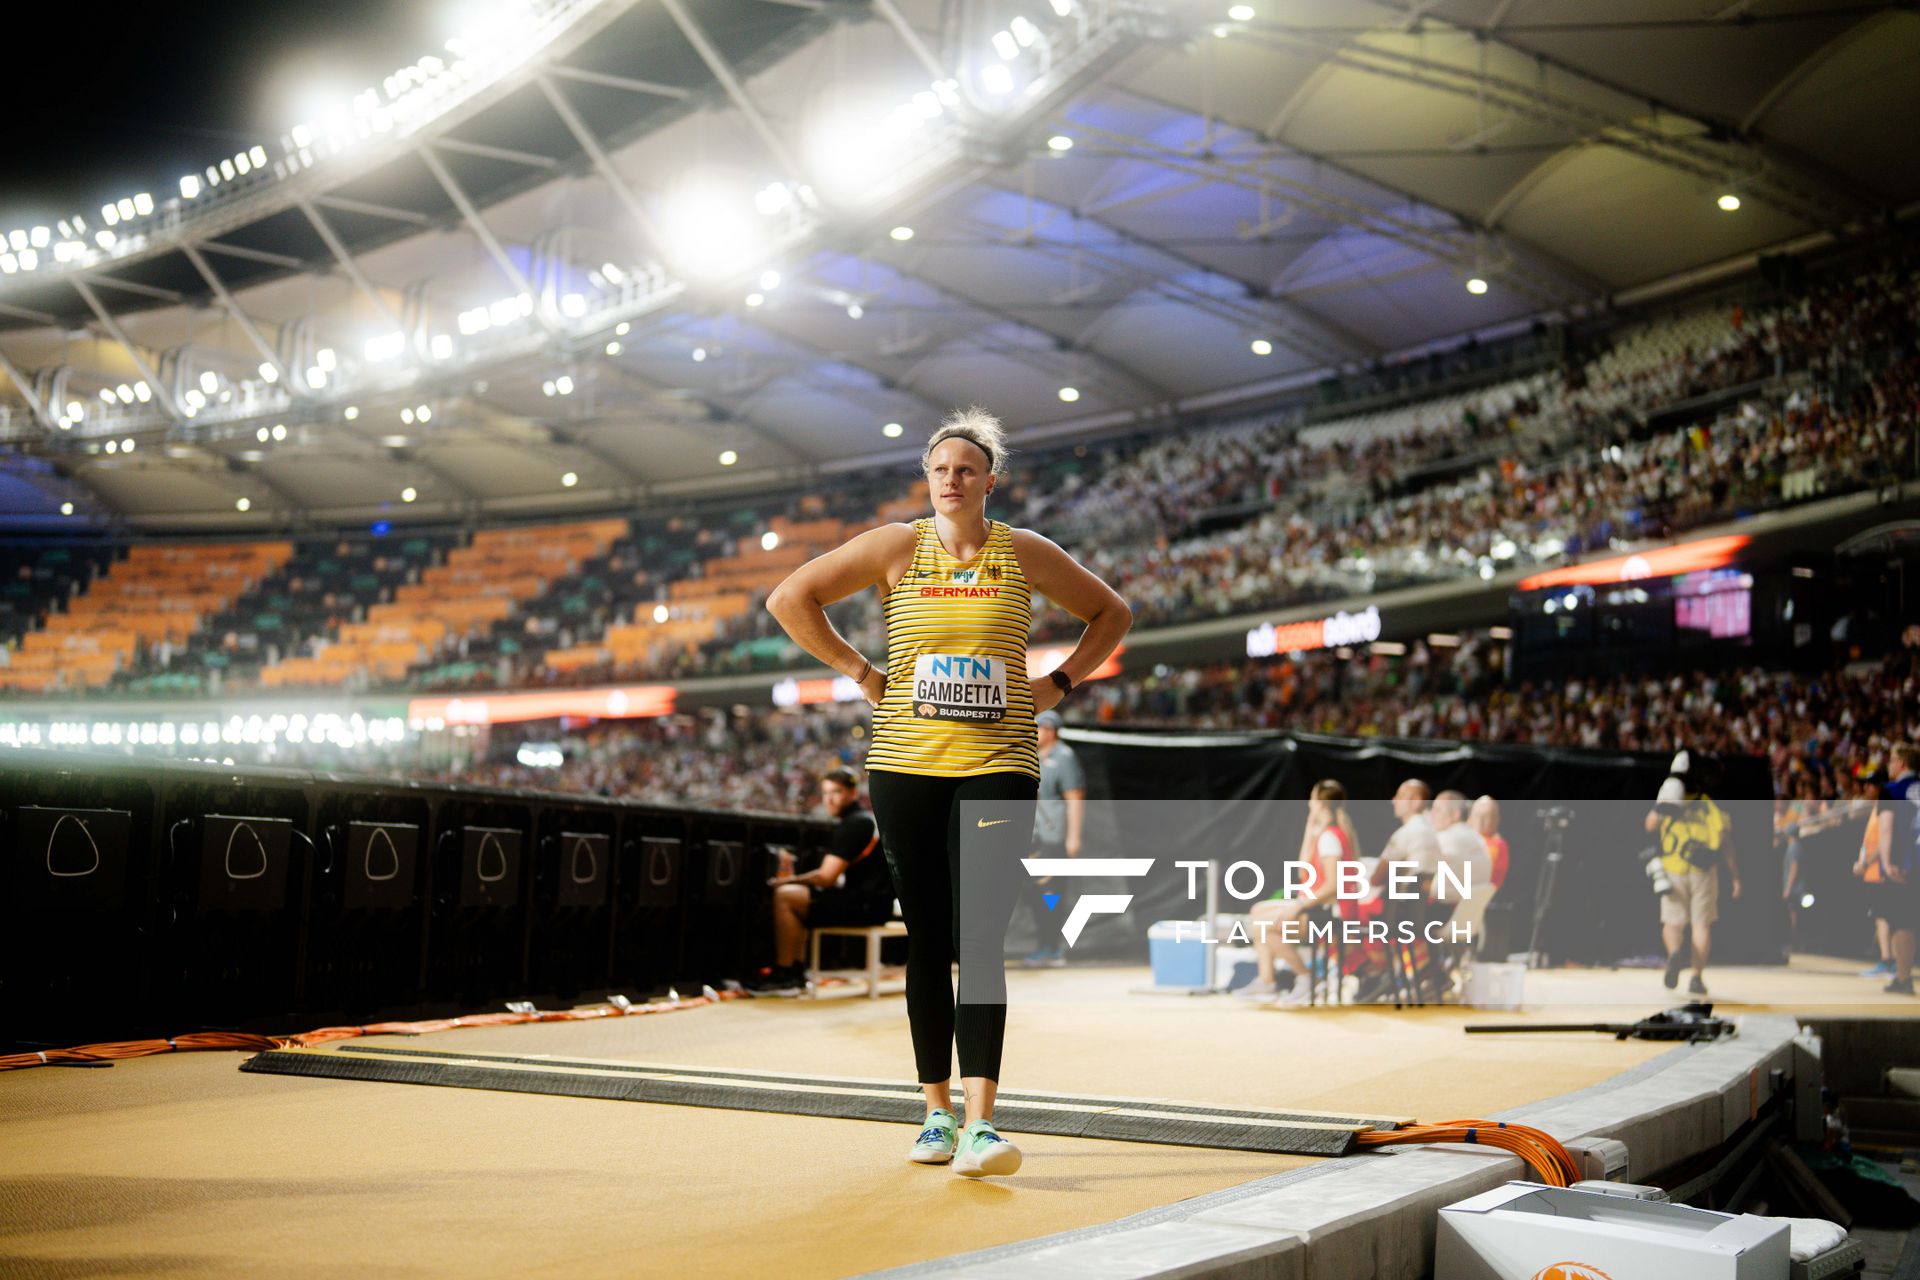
[867,770,1038,1083]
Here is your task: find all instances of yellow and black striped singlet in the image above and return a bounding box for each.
[865,518,1039,780]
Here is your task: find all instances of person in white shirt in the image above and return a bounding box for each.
[1369,778,1442,894]
[1431,790,1492,905]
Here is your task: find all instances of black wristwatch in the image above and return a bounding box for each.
[1049,669,1074,697]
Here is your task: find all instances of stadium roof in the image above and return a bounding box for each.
[1,0,1915,529]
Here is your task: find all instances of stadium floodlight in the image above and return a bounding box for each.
[718,449,738,466]
[1466,276,1489,294]
[183,389,205,409]
[221,158,237,181]
[458,307,490,335]
[1010,16,1040,46]
[344,406,360,421]
[100,204,120,227]
[401,486,417,503]
[0,255,13,275]
[60,502,73,516]
[29,226,49,249]
[605,341,621,356]
[1717,193,1741,212]
[307,368,327,389]
[744,292,764,308]
[249,145,266,167]
[95,229,116,248]
[542,380,556,396]
[761,531,780,551]
[271,424,287,441]
[561,471,578,488]
[99,389,115,405]
[883,422,903,438]
[1058,386,1080,402]
[692,347,707,362]
[199,371,218,394]
[430,334,453,360]
[1047,135,1074,152]
[259,362,279,383]
[992,30,1020,59]
[416,405,431,423]
[115,384,134,404]
[1049,0,1073,13]
[235,152,252,176]
[653,604,670,623]
[760,269,781,291]
[123,438,134,452]
[17,249,36,271]
[982,64,1014,94]
[754,182,792,216]
[380,435,407,448]
[662,183,760,280]
[236,497,251,512]
[615,321,630,336]
[1250,339,1273,355]
[401,407,416,425]
[555,375,574,396]
[488,297,519,327]
[105,440,118,454]
[6,230,23,251]
[561,293,586,318]
[1228,4,1255,19]
[315,347,336,371]
[132,193,153,217]
[890,225,914,241]
[601,262,625,284]
[292,123,314,148]
[847,302,864,319]
[116,198,136,221]
[66,401,82,420]
[256,427,271,442]
[364,332,406,362]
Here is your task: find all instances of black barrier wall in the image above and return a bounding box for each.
[0,750,828,1051]
[1054,726,1780,966]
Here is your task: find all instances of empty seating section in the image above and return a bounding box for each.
[1,543,290,694]
[260,521,625,689]
[542,515,849,677]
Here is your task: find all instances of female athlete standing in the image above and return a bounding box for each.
[767,408,1130,1177]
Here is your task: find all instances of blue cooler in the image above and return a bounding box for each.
[1148,920,1208,987]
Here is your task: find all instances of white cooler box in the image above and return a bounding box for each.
[1437,1181,1789,1280]
[1148,920,1208,987]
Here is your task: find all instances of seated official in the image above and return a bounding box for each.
[751,767,891,993]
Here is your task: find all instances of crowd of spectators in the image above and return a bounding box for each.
[424,629,1917,813]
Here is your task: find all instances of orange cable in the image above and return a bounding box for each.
[1356,1119,1580,1186]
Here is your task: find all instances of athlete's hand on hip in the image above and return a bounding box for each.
[859,665,888,708]
[1030,675,1064,714]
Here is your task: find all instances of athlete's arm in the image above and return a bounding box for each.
[767,524,914,703]
[1010,529,1131,708]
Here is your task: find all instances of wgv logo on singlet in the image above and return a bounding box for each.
[951,568,978,586]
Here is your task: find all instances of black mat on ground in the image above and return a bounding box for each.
[241,1044,1402,1157]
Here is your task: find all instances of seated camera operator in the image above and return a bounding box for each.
[751,767,891,993]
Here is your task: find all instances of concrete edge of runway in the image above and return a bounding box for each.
[861,1015,1806,1280]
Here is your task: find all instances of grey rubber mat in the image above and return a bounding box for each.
[241,1043,1409,1157]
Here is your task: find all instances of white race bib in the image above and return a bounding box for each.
[911,654,1008,723]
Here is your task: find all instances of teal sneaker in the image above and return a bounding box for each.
[907,1109,958,1164]
[953,1118,1022,1178]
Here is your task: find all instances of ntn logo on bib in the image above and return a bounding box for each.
[912,653,1007,722]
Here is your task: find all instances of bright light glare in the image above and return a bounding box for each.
[982,64,1014,95]
[1047,135,1074,152]
[401,486,417,503]
[653,604,670,623]
[1466,277,1489,294]
[1717,193,1741,212]
[991,30,1019,60]
[761,531,780,551]
[1228,3,1255,19]
[662,184,760,280]
[1058,386,1080,402]
[1250,339,1273,355]
[236,497,252,512]
[890,225,914,241]
[561,471,578,488]
[883,422,903,438]
[718,449,738,466]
